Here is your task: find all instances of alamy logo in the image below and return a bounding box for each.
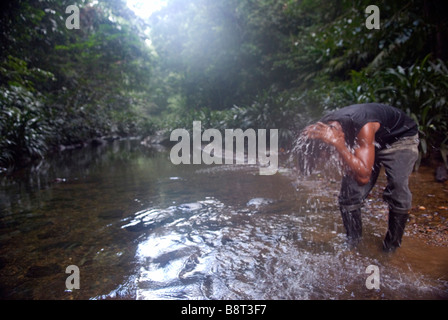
[365,5,380,30]
[365,265,380,290]
[170,121,278,175]
[65,265,80,290]
[65,5,80,30]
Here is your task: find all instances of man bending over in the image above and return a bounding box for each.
[304,103,419,251]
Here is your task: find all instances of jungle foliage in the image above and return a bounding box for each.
[1,0,157,166]
[1,0,447,168]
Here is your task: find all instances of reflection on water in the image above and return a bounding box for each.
[0,140,447,300]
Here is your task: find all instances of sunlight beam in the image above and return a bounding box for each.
[126,0,167,19]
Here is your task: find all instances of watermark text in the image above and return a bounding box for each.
[170,121,278,175]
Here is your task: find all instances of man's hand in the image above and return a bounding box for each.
[303,122,345,148]
[302,121,380,185]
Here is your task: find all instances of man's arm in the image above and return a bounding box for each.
[304,121,380,185]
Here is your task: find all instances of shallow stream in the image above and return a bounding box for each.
[0,140,447,299]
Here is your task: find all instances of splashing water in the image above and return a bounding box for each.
[289,133,345,178]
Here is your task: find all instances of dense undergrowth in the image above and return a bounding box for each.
[1,0,447,169]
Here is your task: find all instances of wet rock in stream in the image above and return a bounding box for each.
[124,222,155,233]
[246,198,274,209]
[98,209,124,219]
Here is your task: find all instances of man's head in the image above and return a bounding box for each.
[325,121,343,133]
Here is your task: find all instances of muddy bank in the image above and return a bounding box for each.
[408,166,448,247]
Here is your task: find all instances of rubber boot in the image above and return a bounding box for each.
[383,211,409,252]
[340,207,362,246]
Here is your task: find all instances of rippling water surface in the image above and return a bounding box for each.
[0,140,447,299]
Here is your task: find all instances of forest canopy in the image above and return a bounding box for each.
[1,0,447,168]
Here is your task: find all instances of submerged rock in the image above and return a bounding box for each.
[178,202,203,211]
[98,209,124,219]
[246,197,274,209]
[26,264,62,278]
[123,222,146,233]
